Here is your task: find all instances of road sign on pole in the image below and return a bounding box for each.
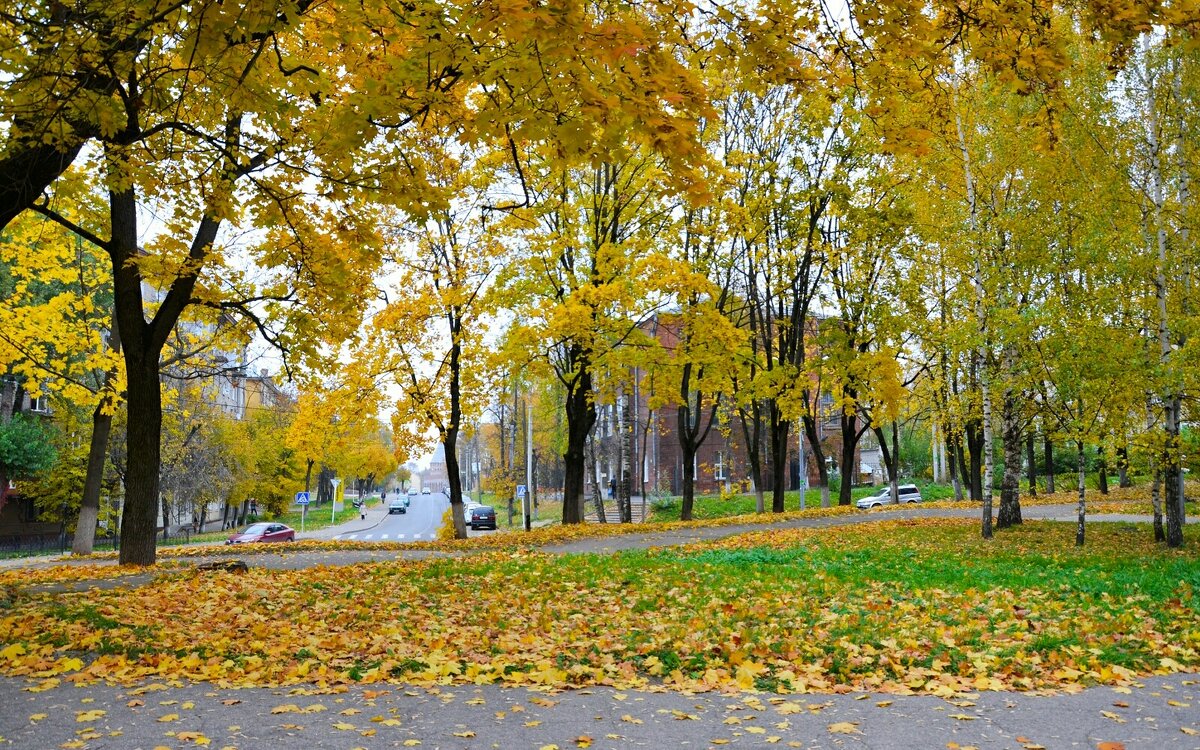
[295,491,310,505]
[516,484,526,498]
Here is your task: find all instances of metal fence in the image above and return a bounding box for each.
[0,528,192,558]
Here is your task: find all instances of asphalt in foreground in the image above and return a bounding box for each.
[1,673,1197,749]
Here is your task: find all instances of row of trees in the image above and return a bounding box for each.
[2,1,1195,562]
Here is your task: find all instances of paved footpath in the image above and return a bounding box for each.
[1,505,1197,749]
[1,672,1198,749]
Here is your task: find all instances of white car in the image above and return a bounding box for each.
[856,484,923,509]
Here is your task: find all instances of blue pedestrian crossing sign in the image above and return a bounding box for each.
[295,491,311,505]
[516,484,527,498]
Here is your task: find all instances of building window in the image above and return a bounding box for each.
[29,395,51,414]
[714,451,726,481]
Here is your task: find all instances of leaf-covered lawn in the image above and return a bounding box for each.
[0,519,1196,697]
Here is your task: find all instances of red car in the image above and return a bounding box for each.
[226,522,295,544]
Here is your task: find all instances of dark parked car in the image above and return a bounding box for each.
[468,505,497,530]
[227,522,295,544]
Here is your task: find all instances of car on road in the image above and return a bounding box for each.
[856,484,923,509]
[389,496,409,514]
[226,522,295,544]
[407,487,418,496]
[468,505,497,530]
[422,487,430,494]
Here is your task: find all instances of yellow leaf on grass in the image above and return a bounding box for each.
[828,722,860,734]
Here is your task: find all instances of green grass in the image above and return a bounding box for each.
[646,481,957,522]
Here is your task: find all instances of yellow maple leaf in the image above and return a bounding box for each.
[828,721,860,734]
[403,741,422,747]
[333,722,356,730]
[158,714,179,722]
[30,714,47,722]
[451,731,475,737]
[75,710,106,722]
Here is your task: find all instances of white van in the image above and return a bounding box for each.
[856,484,923,509]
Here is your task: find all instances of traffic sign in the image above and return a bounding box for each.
[516,484,526,498]
[295,491,310,505]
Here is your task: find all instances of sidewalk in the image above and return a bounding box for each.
[1,669,1196,749]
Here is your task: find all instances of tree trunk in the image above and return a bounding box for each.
[1044,436,1055,493]
[120,360,163,565]
[980,360,994,540]
[948,435,964,501]
[619,391,633,523]
[966,420,983,501]
[838,408,858,506]
[0,140,87,233]
[1025,429,1037,498]
[997,384,1022,529]
[562,364,596,524]
[801,414,829,508]
[444,430,467,539]
[1075,439,1086,547]
[74,320,123,556]
[1152,466,1165,542]
[1145,40,1185,549]
[768,402,789,512]
[679,441,697,521]
[1097,445,1109,495]
[873,423,899,503]
[739,401,766,513]
[586,441,606,523]
[1117,445,1131,488]
[1163,397,1184,547]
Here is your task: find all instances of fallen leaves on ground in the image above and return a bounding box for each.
[0,519,1195,697]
